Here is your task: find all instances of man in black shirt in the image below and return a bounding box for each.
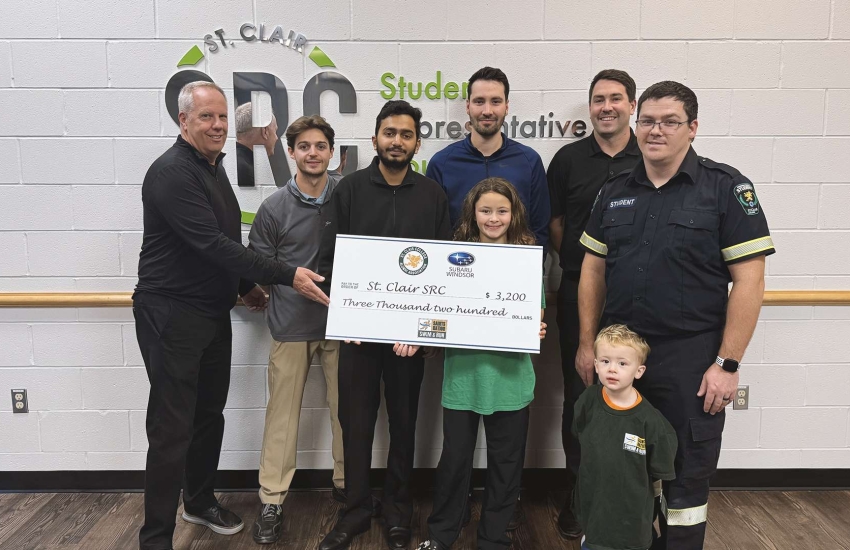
[578,81,775,549]
[546,69,640,539]
[134,81,328,550]
[317,100,451,550]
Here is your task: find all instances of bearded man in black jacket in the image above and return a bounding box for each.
[317,100,452,550]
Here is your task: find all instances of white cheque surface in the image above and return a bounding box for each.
[326,235,543,354]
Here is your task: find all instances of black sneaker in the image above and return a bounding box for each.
[252,503,283,544]
[181,503,244,535]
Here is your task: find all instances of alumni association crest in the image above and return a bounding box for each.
[399,246,428,275]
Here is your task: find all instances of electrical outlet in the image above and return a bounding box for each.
[11,389,28,413]
[733,385,749,410]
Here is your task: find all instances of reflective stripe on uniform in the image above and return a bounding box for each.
[721,236,774,262]
[579,232,608,256]
[660,494,708,526]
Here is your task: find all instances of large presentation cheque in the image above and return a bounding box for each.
[325,235,543,354]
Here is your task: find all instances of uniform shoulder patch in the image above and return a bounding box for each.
[733,181,760,216]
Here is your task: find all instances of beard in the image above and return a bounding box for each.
[377,145,415,171]
[470,114,505,137]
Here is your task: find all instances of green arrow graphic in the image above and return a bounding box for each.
[241,211,256,225]
[308,46,336,68]
[177,45,205,67]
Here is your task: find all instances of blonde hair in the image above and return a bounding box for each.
[594,324,651,365]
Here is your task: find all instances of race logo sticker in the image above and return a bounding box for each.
[399,246,428,275]
[734,183,760,216]
[418,318,447,339]
[608,197,636,209]
[623,433,646,455]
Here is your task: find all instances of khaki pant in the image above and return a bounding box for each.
[258,339,344,504]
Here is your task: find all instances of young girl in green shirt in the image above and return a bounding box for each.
[417,178,546,550]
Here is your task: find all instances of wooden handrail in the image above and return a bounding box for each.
[1,290,849,307]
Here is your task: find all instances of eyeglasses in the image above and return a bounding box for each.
[635,119,690,133]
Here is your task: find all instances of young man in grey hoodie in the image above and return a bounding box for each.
[248,115,344,544]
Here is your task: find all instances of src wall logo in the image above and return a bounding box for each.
[166,26,359,189]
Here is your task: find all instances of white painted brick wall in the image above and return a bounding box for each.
[835,1,850,38]
[31,323,124,366]
[0,139,21,183]
[0,232,27,276]
[64,91,160,137]
[156,0,253,39]
[0,0,59,38]
[2,0,850,472]
[57,0,156,39]
[20,139,115,184]
[592,42,688,86]
[352,0,447,41]
[782,42,850,88]
[734,0,831,39]
[0,368,82,409]
[26,232,120,276]
[108,42,209,89]
[731,90,825,136]
[826,90,850,135]
[448,0,543,41]
[641,0,734,39]
[72,186,143,231]
[774,138,850,182]
[39,411,130,451]
[0,90,65,136]
[544,0,639,40]
[12,41,107,88]
[1,42,13,87]
[256,0,350,41]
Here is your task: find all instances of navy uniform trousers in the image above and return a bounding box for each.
[636,329,725,550]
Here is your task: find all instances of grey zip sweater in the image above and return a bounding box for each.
[248,175,338,342]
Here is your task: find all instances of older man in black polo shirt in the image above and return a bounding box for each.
[134,81,328,550]
[577,81,774,549]
[546,69,641,539]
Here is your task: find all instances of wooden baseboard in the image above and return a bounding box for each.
[2,468,849,492]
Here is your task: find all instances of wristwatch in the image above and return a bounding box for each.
[715,356,740,373]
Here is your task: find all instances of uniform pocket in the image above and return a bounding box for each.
[667,210,719,263]
[601,209,636,257]
[683,415,725,483]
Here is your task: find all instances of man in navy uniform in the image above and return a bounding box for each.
[577,81,774,549]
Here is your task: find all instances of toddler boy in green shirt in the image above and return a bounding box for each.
[573,324,678,550]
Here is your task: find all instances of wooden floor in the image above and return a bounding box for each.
[1,490,849,550]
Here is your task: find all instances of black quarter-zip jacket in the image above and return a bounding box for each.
[317,156,452,294]
[135,136,296,317]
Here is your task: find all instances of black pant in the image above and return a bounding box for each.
[556,275,587,479]
[428,407,529,550]
[636,330,725,550]
[336,342,425,530]
[134,292,232,550]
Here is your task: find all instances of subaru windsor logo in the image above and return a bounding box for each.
[447,252,475,266]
